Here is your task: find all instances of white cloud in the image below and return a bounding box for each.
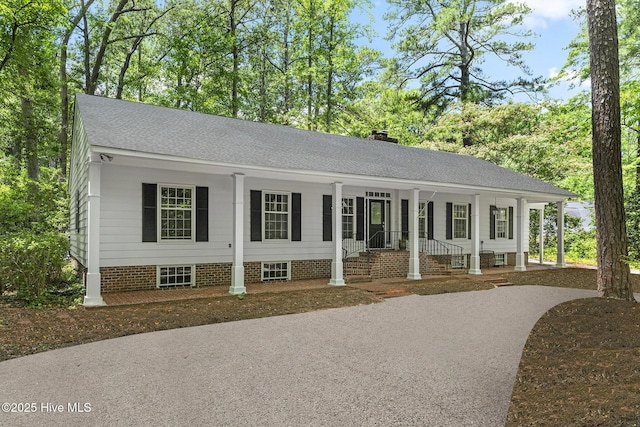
[521,0,583,20]
[549,67,591,88]
[510,0,583,28]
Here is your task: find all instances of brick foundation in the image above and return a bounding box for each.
[101,265,157,293]
[99,259,332,293]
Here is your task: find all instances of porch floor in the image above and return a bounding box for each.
[100,263,555,307]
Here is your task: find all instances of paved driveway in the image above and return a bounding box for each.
[0,286,596,426]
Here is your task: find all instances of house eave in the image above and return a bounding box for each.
[90,145,574,202]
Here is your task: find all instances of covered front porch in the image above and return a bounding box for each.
[324,184,569,287]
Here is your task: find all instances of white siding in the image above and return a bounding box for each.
[97,163,532,267]
[100,166,233,267]
[68,110,89,266]
[99,169,336,267]
[244,178,333,262]
[416,193,521,255]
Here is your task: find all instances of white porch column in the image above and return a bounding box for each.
[515,197,527,271]
[229,173,246,295]
[407,188,421,280]
[83,153,106,306]
[468,194,482,275]
[539,208,545,265]
[556,200,566,267]
[329,182,345,286]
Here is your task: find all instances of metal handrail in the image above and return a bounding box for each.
[419,234,463,257]
[343,231,464,258]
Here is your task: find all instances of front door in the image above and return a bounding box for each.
[368,199,386,248]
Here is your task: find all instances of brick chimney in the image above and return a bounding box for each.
[368,129,398,144]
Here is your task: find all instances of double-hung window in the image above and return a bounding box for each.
[342,198,355,239]
[160,185,194,241]
[418,202,427,237]
[264,192,289,240]
[495,207,508,239]
[453,204,468,239]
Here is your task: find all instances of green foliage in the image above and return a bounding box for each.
[626,190,640,263]
[337,81,433,144]
[565,230,597,263]
[419,100,593,196]
[0,231,69,302]
[0,162,70,304]
[0,162,68,232]
[385,0,541,111]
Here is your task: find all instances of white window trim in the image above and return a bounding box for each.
[418,201,428,238]
[157,183,196,243]
[261,261,291,281]
[342,196,355,240]
[494,253,507,266]
[262,191,291,242]
[451,254,467,269]
[157,264,195,288]
[495,207,508,239]
[453,203,468,240]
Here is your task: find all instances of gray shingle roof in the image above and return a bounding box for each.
[75,94,575,198]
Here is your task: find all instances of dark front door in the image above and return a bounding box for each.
[368,199,386,248]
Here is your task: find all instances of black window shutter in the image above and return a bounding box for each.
[195,187,209,242]
[142,183,157,242]
[489,205,496,239]
[445,202,452,240]
[401,199,409,240]
[468,203,472,239]
[292,193,302,241]
[508,206,514,239]
[323,195,332,241]
[250,190,262,241]
[427,201,434,240]
[356,197,365,241]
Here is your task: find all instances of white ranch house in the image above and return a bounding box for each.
[69,94,574,306]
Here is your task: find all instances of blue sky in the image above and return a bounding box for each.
[356,0,588,102]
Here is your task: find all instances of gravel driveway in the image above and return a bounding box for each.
[0,285,596,426]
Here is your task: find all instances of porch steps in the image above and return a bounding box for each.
[477,276,514,288]
[343,254,371,283]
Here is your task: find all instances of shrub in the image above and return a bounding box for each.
[0,231,69,302]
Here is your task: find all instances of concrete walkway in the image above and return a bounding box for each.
[0,286,596,426]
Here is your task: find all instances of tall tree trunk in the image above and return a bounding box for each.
[307,24,314,130]
[82,7,91,93]
[259,44,267,122]
[21,96,38,180]
[116,36,144,99]
[587,0,635,301]
[230,0,239,118]
[59,45,69,179]
[282,10,291,123]
[59,0,96,180]
[459,21,472,147]
[87,0,130,95]
[325,16,335,133]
